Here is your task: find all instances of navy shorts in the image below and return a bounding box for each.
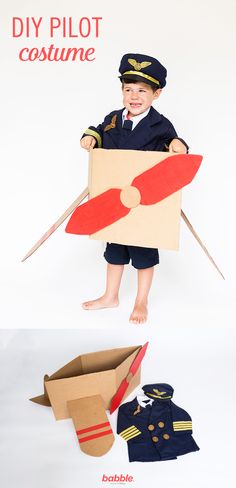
[104,243,159,269]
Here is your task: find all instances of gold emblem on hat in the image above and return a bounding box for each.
[104,114,117,132]
[153,389,166,396]
[128,58,152,71]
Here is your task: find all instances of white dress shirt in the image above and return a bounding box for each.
[122,107,151,130]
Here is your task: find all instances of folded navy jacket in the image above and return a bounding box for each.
[117,383,199,462]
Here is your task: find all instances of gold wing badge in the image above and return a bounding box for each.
[128,58,152,71]
[147,389,172,399]
[104,115,117,132]
[153,389,166,396]
[133,405,141,416]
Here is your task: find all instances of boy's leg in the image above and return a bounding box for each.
[129,266,154,324]
[82,263,124,310]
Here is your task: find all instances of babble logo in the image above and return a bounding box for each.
[102,474,134,482]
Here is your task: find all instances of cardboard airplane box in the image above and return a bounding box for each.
[30,344,142,419]
[88,149,182,250]
[22,149,204,264]
[30,345,144,456]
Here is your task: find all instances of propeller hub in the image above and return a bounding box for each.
[120,185,141,209]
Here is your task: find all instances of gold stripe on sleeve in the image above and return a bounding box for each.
[173,421,192,431]
[123,430,142,441]
[119,425,141,441]
[84,129,102,148]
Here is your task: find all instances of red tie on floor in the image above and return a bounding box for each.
[65,153,202,235]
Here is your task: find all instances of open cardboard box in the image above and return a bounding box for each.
[30,345,144,456]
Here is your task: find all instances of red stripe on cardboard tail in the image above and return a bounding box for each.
[77,429,113,443]
[76,421,110,435]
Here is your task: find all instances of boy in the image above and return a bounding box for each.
[80,53,188,324]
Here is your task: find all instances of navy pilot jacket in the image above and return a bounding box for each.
[82,107,188,152]
[117,383,199,462]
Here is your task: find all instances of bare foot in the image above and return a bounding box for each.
[129,302,148,324]
[82,295,119,310]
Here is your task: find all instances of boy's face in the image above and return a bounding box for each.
[122,81,161,117]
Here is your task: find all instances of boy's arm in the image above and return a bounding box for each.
[80,111,119,150]
[162,119,189,153]
[80,135,97,151]
[168,138,188,153]
[81,125,103,149]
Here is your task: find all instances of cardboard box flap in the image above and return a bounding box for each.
[30,374,51,406]
[30,355,83,406]
[80,345,140,373]
[49,355,83,380]
[68,395,115,457]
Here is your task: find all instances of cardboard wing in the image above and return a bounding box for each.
[65,149,202,250]
[30,345,144,456]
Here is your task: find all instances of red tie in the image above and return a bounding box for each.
[65,154,202,235]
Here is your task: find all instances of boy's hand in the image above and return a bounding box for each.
[80,135,96,151]
[168,138,187,154]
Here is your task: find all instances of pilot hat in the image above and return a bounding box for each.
[119,53,167,89]
[143,383,174,400]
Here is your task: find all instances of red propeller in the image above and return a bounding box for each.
[110,342,149,414]
[65,154,202,235]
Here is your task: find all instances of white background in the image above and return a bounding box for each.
[0,326,235,488]
[0,0,235,486]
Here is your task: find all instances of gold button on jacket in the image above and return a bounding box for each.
[163,434,170,440]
